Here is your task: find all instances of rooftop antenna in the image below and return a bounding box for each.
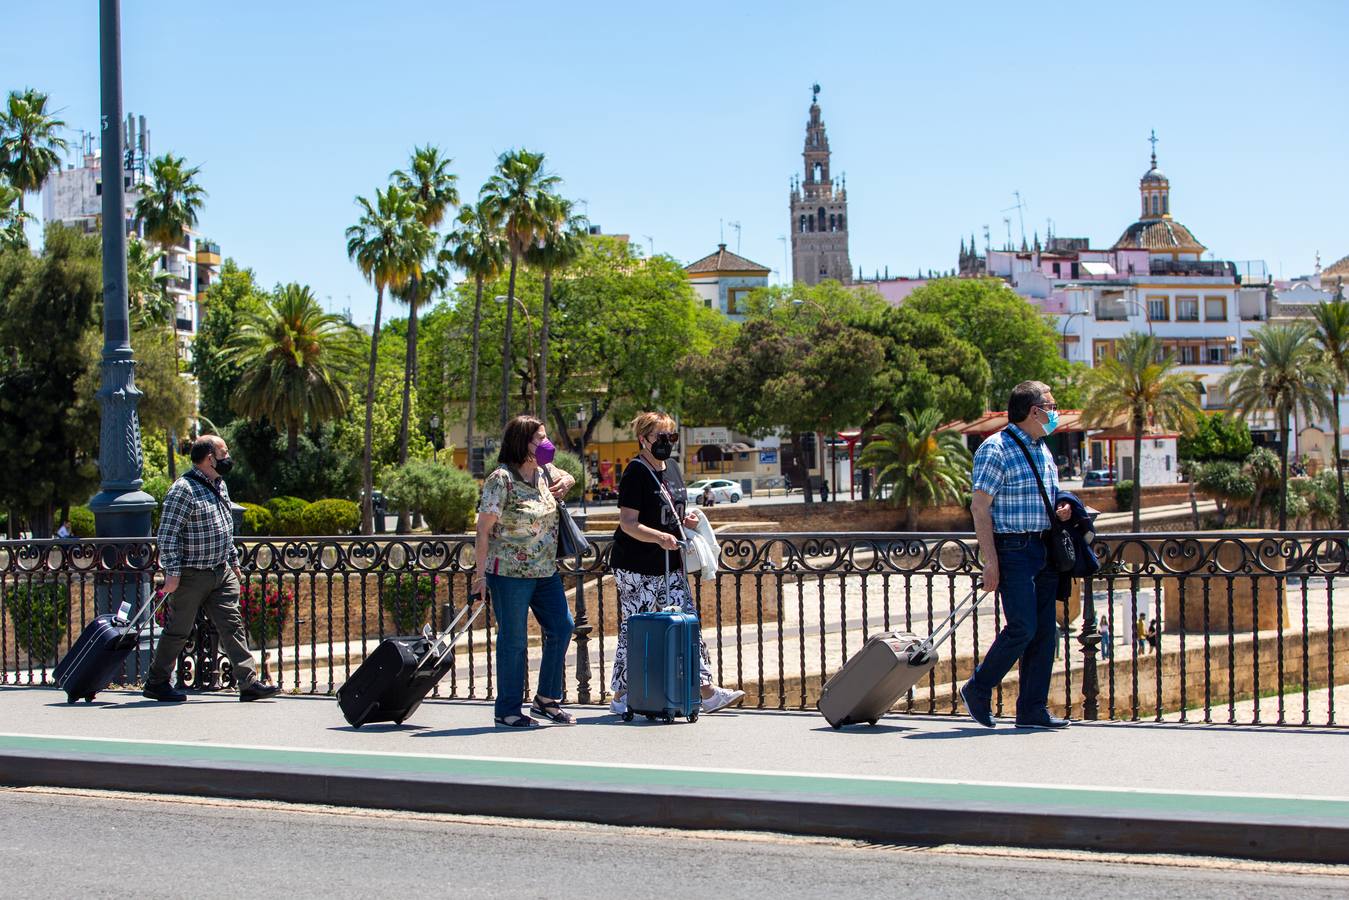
[728,221,742,254]
[778,235,789,283]
[643,235,655,257]
[1002,217,1013,251]
[982,224,991,254]
[1001,191,1027,246]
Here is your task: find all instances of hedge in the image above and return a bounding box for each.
[300,499,361,535]
[240,503,275,536]
[266,496,311,536]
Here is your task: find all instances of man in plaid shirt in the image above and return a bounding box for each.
[961,381,1073,730]
[143,435,280,703]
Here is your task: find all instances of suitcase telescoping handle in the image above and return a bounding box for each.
[911,586,990,665]
[121,589,172,633]
[419,594,487,670]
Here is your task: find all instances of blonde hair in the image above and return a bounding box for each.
[629,411,677,442]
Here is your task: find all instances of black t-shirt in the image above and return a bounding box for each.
[609,459,686,577]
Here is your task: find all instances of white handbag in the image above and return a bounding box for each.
[681,508,720,581]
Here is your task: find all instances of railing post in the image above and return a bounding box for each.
[571,554,592,704]
[1078,574,1101,720]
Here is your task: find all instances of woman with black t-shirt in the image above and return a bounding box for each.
[607,412,745,717]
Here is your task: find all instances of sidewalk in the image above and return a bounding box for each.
[1,685,1346,864]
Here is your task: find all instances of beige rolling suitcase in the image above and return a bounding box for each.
[817,588,988,728]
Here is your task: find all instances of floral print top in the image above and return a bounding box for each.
[477,465,560,579]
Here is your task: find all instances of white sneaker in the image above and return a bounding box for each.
[700,686,744,713]
[609,696,627,715]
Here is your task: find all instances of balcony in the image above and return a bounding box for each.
[175,317,194,333]
[167,276,193,293]
[196,239,221,265]
[1149,259,1236,278]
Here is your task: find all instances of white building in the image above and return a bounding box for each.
[41,115,218,361]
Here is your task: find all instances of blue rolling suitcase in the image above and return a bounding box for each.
[623,543,702,724]
[52,590,169,704]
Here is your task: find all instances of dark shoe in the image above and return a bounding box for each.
[1015,709,1071,730]
[240,681,281,702]
[529,695,576,725]
[142,680,186,703]
[960,680,995,728]
[494,713,538,728]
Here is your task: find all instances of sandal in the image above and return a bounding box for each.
[530,695,576,725]
[494,713,538,728]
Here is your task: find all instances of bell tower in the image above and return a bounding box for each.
[790,85,852,285]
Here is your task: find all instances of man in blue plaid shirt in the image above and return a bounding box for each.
[143,435,280,703]
[961,381,1073,730]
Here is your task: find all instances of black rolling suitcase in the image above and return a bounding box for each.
[53,590,170,704]
[336,598,484,727]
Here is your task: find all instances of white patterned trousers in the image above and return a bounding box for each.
[610,568,713,695]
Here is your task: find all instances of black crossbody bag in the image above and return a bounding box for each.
[541,465,589,560]
[1005,430,1076,574]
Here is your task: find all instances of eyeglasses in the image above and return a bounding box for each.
[1036,403,1059,412]
[651,432,680,443]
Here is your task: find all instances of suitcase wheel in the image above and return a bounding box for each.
[66,696,77,705]
[867,719,878,726]
[644,714,656,722]
[688,711,699,723]
[621,712,634,722]
[351,722,362,729]
[662,714,674,724]
[393,717,406,726]
[85,696,96,704]
[830,721,842,729]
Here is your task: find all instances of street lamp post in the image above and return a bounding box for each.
[576,406,587,515]
[1060,310,1088,362]
[1122,298,1154,337]
[429,415,440,463]
[495,294,536,423]
[90,0,156,614]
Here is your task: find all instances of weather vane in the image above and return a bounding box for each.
[812,83,821,103]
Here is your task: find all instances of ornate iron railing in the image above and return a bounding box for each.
[0,532,1343,726]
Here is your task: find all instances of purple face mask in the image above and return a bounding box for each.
[533,438,556,466]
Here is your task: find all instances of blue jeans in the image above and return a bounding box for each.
[968,532,1059,716]
[486,573,574,719]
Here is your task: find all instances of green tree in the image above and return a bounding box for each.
[446,199,506,464]
[1178,412,1254,464]
[190,261,270,428]
[222,283,363,460]
[904,277,1065,406]
[858,408,973,529]
[0,177,32,249]
[480,149,561,428]
[391,146,459,469]
[1310,288,1349,527]
[1193,460,1255,528]
[126,236,173,329]
[1220,322,1334,530]
[133,152,207,478]
[854,303,989,426]
[524,195,587,418]
[0,88,68,213]
[346,185,432,533]
[0,225,101,534]
[1081,332,1202,530]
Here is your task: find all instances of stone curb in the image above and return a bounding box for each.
[3,747,1346,865]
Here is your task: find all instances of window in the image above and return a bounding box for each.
[799,215,806,233]
[1178,345,1199,365]
[837,214,844,230]
[1176,297,1199,321]
[1204,296,1227,321]
[1052,262,1061,277]
[1162,195,1168,215]
[1071,262,1080,279]
[817,208,826,231]
[1207,346,1226,364]
[829,214,836,231]
[1151,195,1160,215]
[1147,296,1169,321]
[726,288,750,315]
[1094,340,1115,362]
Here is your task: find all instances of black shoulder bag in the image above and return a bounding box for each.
[1005,430,1076,574]
[541,465,589,560]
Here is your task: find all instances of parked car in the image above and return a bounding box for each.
[687,478,743,504]
[1082,469,1115,488]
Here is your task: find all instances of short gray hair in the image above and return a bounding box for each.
[1008,381,1051,424]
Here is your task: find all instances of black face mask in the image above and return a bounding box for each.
[213,456,234,477]
[650,437,674,461]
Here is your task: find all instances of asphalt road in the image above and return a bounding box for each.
[2,789,1345,899]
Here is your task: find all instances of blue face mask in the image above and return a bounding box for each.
[1041,408,1060,436]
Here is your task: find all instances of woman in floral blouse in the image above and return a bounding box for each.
[472,415,577,727]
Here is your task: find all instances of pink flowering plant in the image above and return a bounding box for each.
[238,580,292,647]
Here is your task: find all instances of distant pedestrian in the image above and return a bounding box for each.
[472,415,577,728]
[1136,613,1148,654]
[819,479,831,503]
[1147,618,1160,652]
[701,485,716,507]
[961,380,1073,730]
[1099,616,1113,659]
[55,520,73,540]
[144,435,280,703]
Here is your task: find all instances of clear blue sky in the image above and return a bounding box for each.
[4,1,1346,326]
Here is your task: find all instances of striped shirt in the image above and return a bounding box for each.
[971,424,1060,534]
[157,470,240,577]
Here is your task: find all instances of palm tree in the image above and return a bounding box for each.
[0,89,68,213]
[1220,322,1334,530]
[524,195,587,422]
[448,199,506,469]
[346,185,431,533]
[390,146,459,468]
[1082,332,1202,530]
[222,284,363,460]
[858,409,972,530]
[126,236,172,330]
[0,177,31,250]
[133,152,207,479]
[480,149,561,428]
[1311,286,1349,527]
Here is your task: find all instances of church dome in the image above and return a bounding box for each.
[1141,166,1167,183]
[1112,218,1205,254]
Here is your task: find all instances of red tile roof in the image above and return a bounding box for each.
[685,244,771,275]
